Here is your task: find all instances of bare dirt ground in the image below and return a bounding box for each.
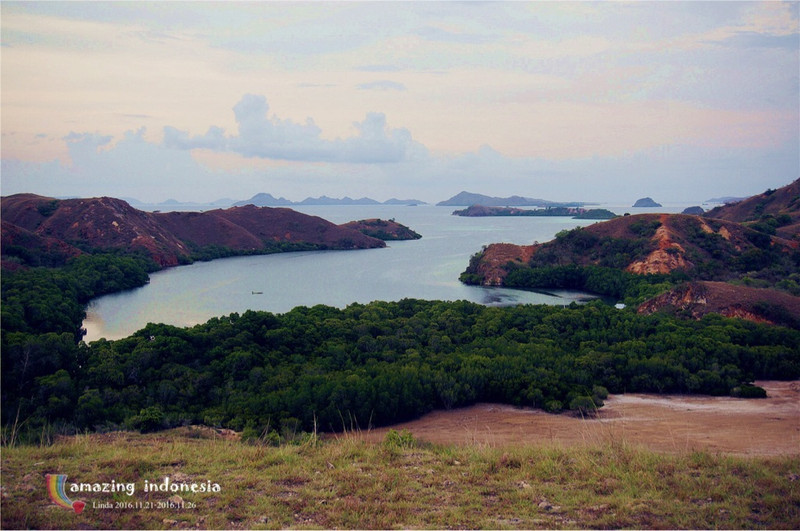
[360,381,800,456]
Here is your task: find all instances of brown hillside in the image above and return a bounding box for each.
[1,194,190,266]
[638,281,800,328]
[472,243,536,286]
[470,213,779,286]
[154,206,384,251]
[1,194,386,268]
[1,220,82,268]
[705,179,800,241]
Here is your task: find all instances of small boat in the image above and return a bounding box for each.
[251,291,263,294]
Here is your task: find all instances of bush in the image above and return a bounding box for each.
[544,400,563,414]
[241,423,281,446]
[731,385,767,399]
[569,396,601,417]
[592,385,609,400]
[384,429,416,449]
[128,406,165,433]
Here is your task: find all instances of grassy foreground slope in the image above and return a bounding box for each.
[2,430,798,530]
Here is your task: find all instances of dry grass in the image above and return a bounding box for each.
[2,427,799,529]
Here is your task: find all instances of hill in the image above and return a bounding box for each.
[638,281,800,328]
[463,213,788,284]
[1,194,387,268]
[704,178,800,242]
[340,218,422,240]
[460,206,800,326]
[436,191,583,207]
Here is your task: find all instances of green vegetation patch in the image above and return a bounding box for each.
[4,297,798,444]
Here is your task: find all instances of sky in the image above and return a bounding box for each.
[1,1,798,204]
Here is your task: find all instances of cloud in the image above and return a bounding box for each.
[335,112,422,163]
[228,94,328,160]
[166,94,426,164]
[2,128,244,202]
[63,132,114,164]
[357,80,407,91]
[2,122,796,206]
[716,31,800,50]
[356,64,403,72]
[413,25,495,45]
[163,125,227,151]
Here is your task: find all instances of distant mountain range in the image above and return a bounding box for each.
[233,193,426,207]
[119,194,427,208]
[436,191,586,207]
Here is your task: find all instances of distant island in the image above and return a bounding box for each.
[452,205,617,220]
[341,218,422,240]
[682,206,705,215]
[632,197,662,207]
[437,191,587,207]
[234,193,426,207]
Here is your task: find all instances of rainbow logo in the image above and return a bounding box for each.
[45,474,85,514]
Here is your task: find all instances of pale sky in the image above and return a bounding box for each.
[2,1,798,204]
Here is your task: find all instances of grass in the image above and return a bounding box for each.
[2,427,799,529]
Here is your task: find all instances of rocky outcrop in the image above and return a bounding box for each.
[626,216,690,275]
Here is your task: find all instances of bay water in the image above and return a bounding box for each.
[82,203,691,342]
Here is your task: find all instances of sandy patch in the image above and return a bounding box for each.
[359,381,800,456]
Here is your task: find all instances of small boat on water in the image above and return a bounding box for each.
[251,291,263,294]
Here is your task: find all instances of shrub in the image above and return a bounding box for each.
[384,429,416,449]
[731,385,767,399]
[569,396,601,417]
[128,406,165,433]
[544,400,563,414]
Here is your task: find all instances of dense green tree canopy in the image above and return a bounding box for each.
[3,252,798,444]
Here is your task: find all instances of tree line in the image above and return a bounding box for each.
[3,250,798,444]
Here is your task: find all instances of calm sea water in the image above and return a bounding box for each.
[82,203,691,341]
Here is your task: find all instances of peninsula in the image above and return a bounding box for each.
[1,194,421,269]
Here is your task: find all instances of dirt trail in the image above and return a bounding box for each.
[360,381,800,456]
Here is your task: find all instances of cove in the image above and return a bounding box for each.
[82,203,673,341]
